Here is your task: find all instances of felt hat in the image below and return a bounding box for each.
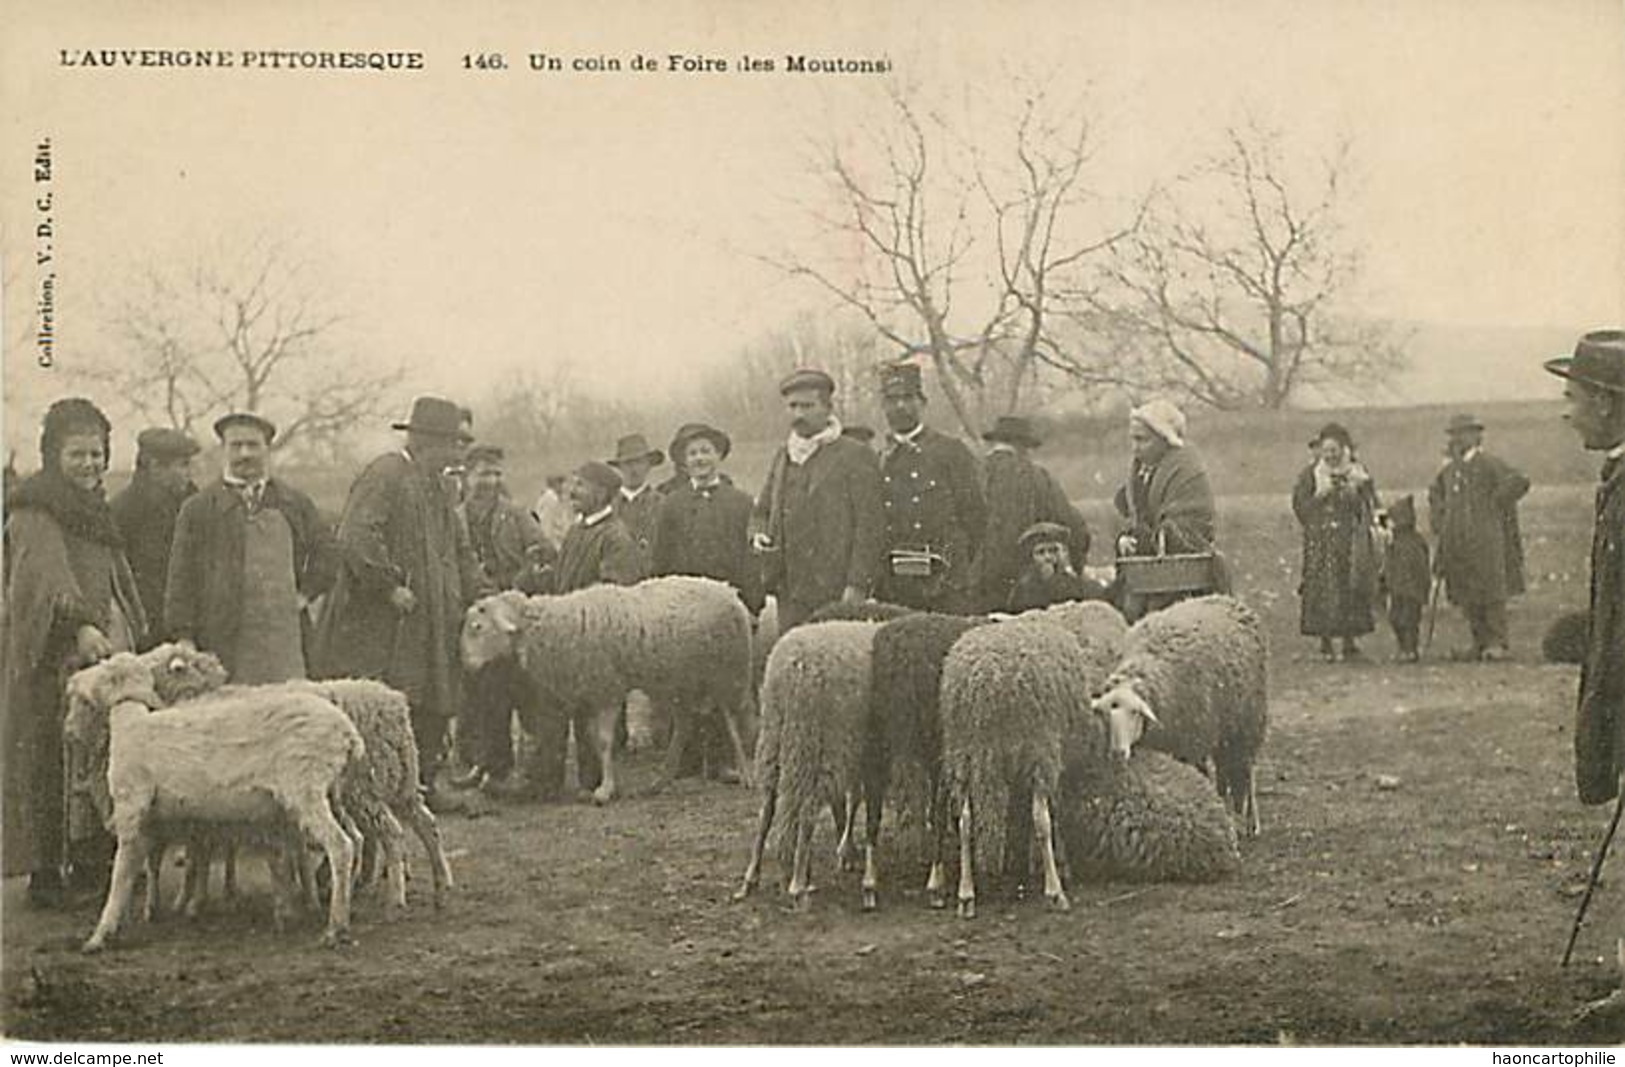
[465,444,506,466]
[880,362,925,399]
[136,427,201,460]
[213,411,277,444]
[393,396,474,441]
[982,415,1043,450]
[778,368,836,397]
[1130,398,1187,448]
[573,460,624,495]
[608,433,665,468]
[1544,329,1625,394]
[1018,521,1072,555]
[669,422,731,462]
[1445,413,1484,436]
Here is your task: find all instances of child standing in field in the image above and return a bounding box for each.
[1383,494,1431,662]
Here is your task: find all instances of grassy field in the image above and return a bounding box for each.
[4,476,1621,1045]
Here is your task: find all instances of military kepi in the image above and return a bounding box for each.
[880,362,924,398]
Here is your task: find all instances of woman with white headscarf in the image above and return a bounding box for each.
[1111,398,1221,619]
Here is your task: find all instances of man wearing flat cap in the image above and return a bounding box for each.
[874,363,985,613]
[974,414,1091,613]
[166,412,333,686]
[1427,411,1530,662]
[314,397,486,799]
[751,368,885,632]
[608,433,665,579]
[111,427,200,649]
[1008,521,1107,613]
[1546,330,1625,1023]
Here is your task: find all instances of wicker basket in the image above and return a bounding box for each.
[1116,552,1220,596]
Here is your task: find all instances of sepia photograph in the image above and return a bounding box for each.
[2,0,1624,1049]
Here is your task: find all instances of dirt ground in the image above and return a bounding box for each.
[5,485,1623,1045]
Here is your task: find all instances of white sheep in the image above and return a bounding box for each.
[1023,599,1130,680]
[941,617,1110,918]
[1090,594,1269,838]
[461,575,755,804]
[64,653,364,951]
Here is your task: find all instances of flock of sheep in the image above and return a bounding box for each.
[61,577,1269,953]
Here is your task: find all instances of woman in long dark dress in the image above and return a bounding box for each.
[2,398,145,907]
[1292,422,1381,662]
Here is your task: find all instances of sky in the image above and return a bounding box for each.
[2,0,1622,456]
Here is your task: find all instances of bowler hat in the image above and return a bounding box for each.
[574,460,624,495]
[213,411,277,444]
[465,444,505,466]
[778,368,836,397]
[1445,413,1484,436]
[393,396,474,441]
[1544,329,1625,395]
[137,427,201,460]
[608,433,665,469]
[982,415,1043,450]
[1018,521,1071,555]
[669,422,731,462]
[880,362,925,399]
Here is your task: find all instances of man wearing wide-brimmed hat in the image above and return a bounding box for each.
[1426,411,1530,662]
[110,427,200,649]
[166,411,334,685]
[314,397,486,801]
[607,432,665,577]
[875,363,985,613]
[1545,329,1625,1024]
[974,413,1091,613]
[751,368,885,632]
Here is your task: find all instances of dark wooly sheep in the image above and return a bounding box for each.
[734,620,882,908]
[941,617,1105,918]
[1061,748,1241,884]
[866,611,992,910]
[804,599,916,625]
[1091,595,1269,838]
[1542,610,1589,665]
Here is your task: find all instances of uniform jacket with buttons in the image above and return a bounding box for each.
[879,426,986,589]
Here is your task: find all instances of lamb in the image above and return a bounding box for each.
[63,653,364,951]
[138,643,454,914]
[460,575,755,804]
[733,620,880,908]
[940,617,1110,918]
[1090,594,1269,838]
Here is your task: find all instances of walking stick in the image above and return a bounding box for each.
[1563,784,1625,967]
[1422,573,1445,658]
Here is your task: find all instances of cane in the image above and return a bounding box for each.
[1563,785,1625,967]
[1422,574,1445,658]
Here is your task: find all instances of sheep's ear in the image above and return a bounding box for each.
[489,600,520,634]
[1134,697,1160,726]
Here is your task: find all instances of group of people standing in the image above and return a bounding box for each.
[1291,412,1531,664]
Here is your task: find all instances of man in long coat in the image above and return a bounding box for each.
[875,363,985,613]
[608,432,664,578]
[974,415,1091,612]
[751,368,885,632]
[165,413,333,682]
[1544,329,1625,1023]
[314,396,485,797]
[110,427,199,649]
[1427,413,1530,661]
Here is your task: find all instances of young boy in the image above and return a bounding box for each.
[1382,495,1432,662]
[1009,521,1107,612]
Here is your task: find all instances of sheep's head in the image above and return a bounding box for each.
[462,591,527,671]
[63,653,161,750]
[137,641,229,705]
[1090,682,1158,760]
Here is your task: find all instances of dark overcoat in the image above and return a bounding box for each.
[878,427,986,610]
[612,487,660,580]
[653,480,764,614]
[551,512,643,593]
[1427,450,1530,607]
[110,471,193,648]
[752,436,884,619]
[312,452,482,724]
[1575,454,1625,805]
[976,448,1090,612]
[1291,463,1381,638]
[465,492,553,592]
[164,478,334,663]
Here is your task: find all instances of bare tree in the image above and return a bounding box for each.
[477,361,637,457]
[771,83,1135,438]
[92,237,400,451]
[699,312,885,440]
[1084,121,1404,409]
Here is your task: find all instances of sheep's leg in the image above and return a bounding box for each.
[861,769,887,911]
[1244,766,1262,839]
[925,774,950,910]
[403,798,454,909]
[376,808,408,913]
[648,698,690,796]
[268,839,301,933]
[956,796,976,920]
[731,776,776,902]
[299,798,356,948]
[84,832,151,953]
[222,846,238,902]
[721,697,755,789]
[787,812,816,911]
[1033,792,1070,913]
[833,792,858,872]
[142,843,164,923]
[590,703,619,805]
[179,841,209,919]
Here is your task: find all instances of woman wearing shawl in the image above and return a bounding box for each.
[1291,422,1383,662]
[3,398,146,907]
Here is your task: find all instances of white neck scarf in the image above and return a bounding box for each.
[787,416,843,466]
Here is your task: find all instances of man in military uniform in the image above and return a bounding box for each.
[874,363,985,612]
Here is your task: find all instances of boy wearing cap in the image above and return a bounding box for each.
[1427,413,1530,661]
[1546,329,1625,1023]
[111,427,200,649]
[166,412,334,683]
[1008,521,1106,613]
